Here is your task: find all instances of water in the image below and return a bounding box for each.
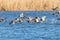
[0,11,60,40]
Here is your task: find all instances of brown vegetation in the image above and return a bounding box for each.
[0,0,60,11]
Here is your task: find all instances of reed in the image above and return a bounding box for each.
[0,0,60,11]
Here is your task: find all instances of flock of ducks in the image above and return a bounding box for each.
[0,7,60,25]
[26,16,46,23]
[0,11,60,25]
[52,7,60,20]
[10,13,47,24]
[0,13,47,25]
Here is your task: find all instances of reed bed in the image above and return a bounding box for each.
[0,0,60,11]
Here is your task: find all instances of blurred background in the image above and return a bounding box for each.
[0,0,60,11]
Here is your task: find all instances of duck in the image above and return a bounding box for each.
[10,18,22,24]
[34,16,40,23]
[41,16,46,23]
[52,11,60,16]
[0,17,6,22]
[52,7,58,11]
[26,16,34,23]
[18,13,24,18]
[52,7,60,16]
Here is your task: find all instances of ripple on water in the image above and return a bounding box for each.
[0,11,60,40]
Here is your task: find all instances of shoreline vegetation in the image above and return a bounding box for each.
[0,0,60,11]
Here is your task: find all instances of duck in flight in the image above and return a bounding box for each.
[26,16,34,23]
[10,18,22,24]
[34,16,40,23]
[40,16,46,23]
[0,17,7,22]
[18,13,25,18]
[52,7,58,11]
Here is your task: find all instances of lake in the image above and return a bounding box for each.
[0,11,60,40]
